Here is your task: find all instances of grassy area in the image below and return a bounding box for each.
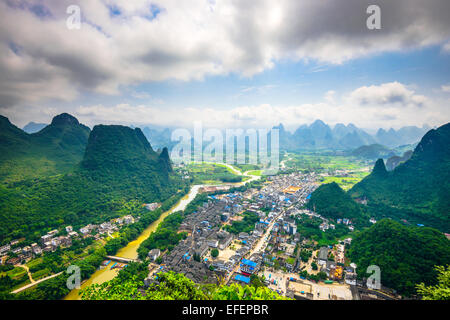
[285,151,370,170]
[0,266,31,290]
[284,151,371,190]
[186,162,243,184]
[247,170,262,176]
[319,170,370,191]
[233,163,261,172]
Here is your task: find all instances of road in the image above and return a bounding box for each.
[226,205,284,284]
[12,271,63,294]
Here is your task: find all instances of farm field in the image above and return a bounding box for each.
[282,151,372,190]
[185,162,244,184]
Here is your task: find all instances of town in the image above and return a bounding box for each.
[141,171,397,300]
[0,168,399,300]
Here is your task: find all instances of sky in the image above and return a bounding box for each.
[1,0,450,132]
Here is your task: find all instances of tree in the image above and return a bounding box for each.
[81,271,288,300]
[318,271,327,281]
[193,253,200,262]
[211,248,219,258]
[416,265,450,300]
[311,262,318,271]
[250,275,265,288]
[348,219,450,296]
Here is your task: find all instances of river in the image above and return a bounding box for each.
[64,165,260,300]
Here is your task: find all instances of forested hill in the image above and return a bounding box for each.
[348,219,450,297]
[349,122,450,231]
[82,125,156,170]
[0,113,90,182]
[350,144,392,159]
[0,123,183,243]
[80,124,175,189]
[305,182,367,226]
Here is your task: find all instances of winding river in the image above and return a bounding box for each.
[64,165,260,300]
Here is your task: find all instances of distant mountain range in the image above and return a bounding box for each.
[22,122,48,134]
[274,120,430,151]
[16,118,432,152]
[141,126,177,152]
[135,120,431,152]
[349,143,417,163]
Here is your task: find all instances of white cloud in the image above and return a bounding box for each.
[1,0,450,107]
[441,84,450,93]
[71,82,449,130]
[442,41,450,53]
[324,90,336,104]
[348,82,427,107]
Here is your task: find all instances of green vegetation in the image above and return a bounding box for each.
[349,123,450,231]
[0,113,90,183]
[416,265,450,300]
[186,162,243,184]
[293,215,351,246]
[81,269,288,300]
[283,151,370,190]
[299,270,327,282]
[247,170,262,176]
[1,245,107,300]
[306,182,368,226]
[224,211,260,235]
[0,122,185,243]
[348,219,450,296]
[0,267,29,294]
[211,248,219,258]
[319,171,370,191]
[104,194,185,255]
[137,193,210,259]
[233,163,260,172]
[137,212,187,259]
[299,249,312,262]
[350,144,391,159]
[284,151,369,174]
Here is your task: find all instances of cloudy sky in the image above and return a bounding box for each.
[1,0,450,131]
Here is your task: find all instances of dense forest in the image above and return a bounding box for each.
[348,219,450,296]
[306,182,368,227]
[0,113,90,182]
[0,114,185,243]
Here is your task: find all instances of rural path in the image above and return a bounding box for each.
[15,264,35,284]
[11,271,63,294]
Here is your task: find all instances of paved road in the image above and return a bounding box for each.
[226,207,284,284]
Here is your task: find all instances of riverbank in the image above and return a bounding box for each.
[64,164,260,300]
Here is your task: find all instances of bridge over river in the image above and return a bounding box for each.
[105,256,139,263]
